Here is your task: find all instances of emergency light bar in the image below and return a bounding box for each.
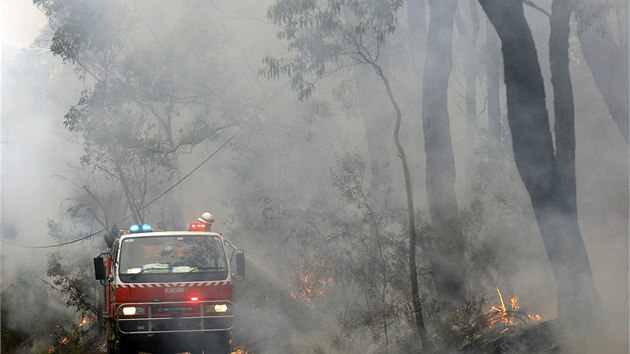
[129,224,153,233]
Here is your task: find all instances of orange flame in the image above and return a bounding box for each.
[231,349,252,354]
[290,272,334,302]
[487,288,541,328]
[78,315,90,328]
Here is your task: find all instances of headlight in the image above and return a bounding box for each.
[122,307,137,316]
[119,306,146,317]
[214,304,228,313]
[204,303,231,315]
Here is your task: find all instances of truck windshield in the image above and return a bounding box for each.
[118,235,228,283]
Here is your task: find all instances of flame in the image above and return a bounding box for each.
[487,288,542,328]
[290,272,334,302]
[78,315,90,328]
[231,349,252,354]
[60,337,70,345]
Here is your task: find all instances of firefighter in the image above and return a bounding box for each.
[198,211,214,230]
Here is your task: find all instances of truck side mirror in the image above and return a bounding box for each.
[235,251,245,280]
[94,257,106,280]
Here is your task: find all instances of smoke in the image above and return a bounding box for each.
[1,0,627,353]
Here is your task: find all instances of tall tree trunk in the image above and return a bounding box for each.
[550,0,577,216]
[370,62,429,350]
[408,0,427,48]
[485,18,502,162]
[456,1,481,204]
[407,0,428,188]
[422,0,466,309]
[617,3,628,56]
[479,0,602,327]
[575,2,629,144]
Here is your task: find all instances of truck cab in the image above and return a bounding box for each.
[94,224,245,354]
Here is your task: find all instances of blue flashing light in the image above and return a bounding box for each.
[129,223,153,234]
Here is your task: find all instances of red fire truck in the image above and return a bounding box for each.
[94,221,245,354]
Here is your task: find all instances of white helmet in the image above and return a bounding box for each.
[199,212,214,224]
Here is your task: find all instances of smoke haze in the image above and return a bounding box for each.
[1,1,627,353]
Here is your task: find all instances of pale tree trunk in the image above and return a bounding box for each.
[485,18,502,163]
[575,1,629,144]
[479,0,602,328]
[550,0,577,215]
[408,0,427,48]
[617,4,628,55]
[407,0,427,188]
[455,1,481,204]
[422,0,466,310]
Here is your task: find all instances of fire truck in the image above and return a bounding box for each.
[93,221,245,354]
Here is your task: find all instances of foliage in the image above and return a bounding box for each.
[35,0,129,61]
[329,153,415,348]
[261,0,403,100]
[34,0,252,229]
[47,252,98,315]
[1,271,100,353]
[42,251,103,353]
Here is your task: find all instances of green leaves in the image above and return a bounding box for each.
[35,0,131,74]
[39,1,244,226]
[47,253,97,315]
[262,0,403,100]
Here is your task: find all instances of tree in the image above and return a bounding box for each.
[35,0,239,227]
[455,0,482,204]
[574,0,629,144]
[478,0,602,328]
[484,16,502,162]
[550,0,577,226]
[422,0,466,310]
[263,0,430,346]
[331,153,413,348]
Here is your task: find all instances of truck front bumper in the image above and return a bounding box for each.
[116,300,233,334]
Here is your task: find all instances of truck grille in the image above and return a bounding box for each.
[117,301,233,334]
